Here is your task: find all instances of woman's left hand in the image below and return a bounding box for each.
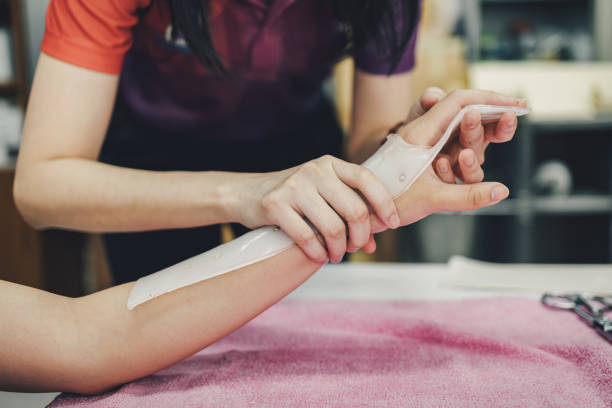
[405,87,526,185]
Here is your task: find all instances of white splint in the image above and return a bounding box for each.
[127,104,530,310]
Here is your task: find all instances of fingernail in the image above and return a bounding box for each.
[347,246,357,253]
[439,162,449,173]
[464,155,475,166]
[388,213,400,229]
[491,186,508,202]
[517,98,527,106]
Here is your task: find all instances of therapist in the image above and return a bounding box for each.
[13,0,521,284]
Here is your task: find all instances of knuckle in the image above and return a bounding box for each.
[283,177,301,192]
[261,191,283,211]
[358,167,375,184]
[448,89,463,99]
[449,89,469,106]
[325,222,345,238]
[300,161,317,172]
[348,205,369,223]
[300,161,324,177]
[353,235,369,248]
[468,186,485,207]
[296,230,316,246]
[425,86,444,95]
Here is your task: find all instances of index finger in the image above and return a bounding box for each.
[332,161,400,230]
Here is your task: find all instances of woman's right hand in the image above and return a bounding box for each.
[231,155,400,264]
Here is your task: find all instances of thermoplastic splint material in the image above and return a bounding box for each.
[127,104,530,310]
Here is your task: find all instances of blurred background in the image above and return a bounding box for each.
[1,0,611,298]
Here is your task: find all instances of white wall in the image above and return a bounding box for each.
[595,0,612,61]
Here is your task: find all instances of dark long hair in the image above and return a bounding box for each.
[166,0,419,77]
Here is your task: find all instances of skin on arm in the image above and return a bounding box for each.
[13,53,241,232]
[13,54,398,261]
[0,245,324,394]
[14,54,515,262]
[346,70,414,164]
[1,89,517,395]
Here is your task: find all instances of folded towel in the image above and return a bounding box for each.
[49,298,612,407]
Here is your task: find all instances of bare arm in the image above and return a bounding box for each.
[2,89,519,395]
[0,244,323,395]
[346,70,414,164]
[13,54,399,262]
[13,54,244,232]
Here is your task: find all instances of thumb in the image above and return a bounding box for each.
[406,87,447,122]
[421,86,446,111]
[430,182,509,213]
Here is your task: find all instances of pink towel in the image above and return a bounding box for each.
[49,298,612,407]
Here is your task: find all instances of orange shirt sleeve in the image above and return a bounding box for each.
[41,0,152,74]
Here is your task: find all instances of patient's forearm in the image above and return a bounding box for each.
[0,246,320,394]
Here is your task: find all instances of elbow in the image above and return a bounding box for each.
[61,353,123,395]
[12,170,52,230]
[65,358,130,396]
[69,381,118,396]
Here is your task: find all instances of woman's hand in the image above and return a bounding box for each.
[232,155,399,264]
[405,87,525,184]
[370,89,520,233]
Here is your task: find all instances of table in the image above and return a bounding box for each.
[289,261,537,301]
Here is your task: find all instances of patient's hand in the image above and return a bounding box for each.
[370,166,508,234]
[405,88,526,184]
[369,89,519,234]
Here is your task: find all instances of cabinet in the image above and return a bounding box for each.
[0,0,28,109]
[397,0,612,263]
[467,117,612,263]
[463,0,611,63]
